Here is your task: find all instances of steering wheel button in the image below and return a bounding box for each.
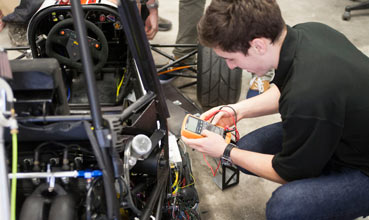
[60,30,65,35]
[99,14,106,22]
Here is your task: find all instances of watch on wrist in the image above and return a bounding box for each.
[146,0,158,9]
[221,143,237,166]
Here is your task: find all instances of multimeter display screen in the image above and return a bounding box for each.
[186,116,224,136]
[186,116,199,133]
[182,114,229,141]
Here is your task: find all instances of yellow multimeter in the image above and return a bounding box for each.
[181,114,232,144]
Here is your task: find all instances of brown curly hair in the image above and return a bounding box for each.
[198,0,285,55]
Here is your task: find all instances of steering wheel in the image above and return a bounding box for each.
[45,18,108,73]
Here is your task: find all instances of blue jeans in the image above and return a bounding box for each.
[237,122,369,220]
[246,89,260,99]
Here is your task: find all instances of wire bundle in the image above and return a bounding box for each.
[167,141,200,220]
[203,105,240,176]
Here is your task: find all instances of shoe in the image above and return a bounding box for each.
[247,77,269,98]
[158,16,172,32]
[2,0,44,24]
[159,72,177,84]
[246,70,275,98]
[249,76,270,92]
[158,55,197,84]
[2,12,26,24]
[8,23,28,47]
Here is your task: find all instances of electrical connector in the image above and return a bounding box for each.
[168,134,182,166]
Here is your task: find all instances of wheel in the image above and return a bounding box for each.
[342,11,351,21]
[197,45,242,108]
[45,18,108,72]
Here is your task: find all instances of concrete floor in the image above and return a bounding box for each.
[154,0,369,219]
[0,0,369,219]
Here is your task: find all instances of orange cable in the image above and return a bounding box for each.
[157,65,191,76]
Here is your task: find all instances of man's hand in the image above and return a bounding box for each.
[145,8,158,40]
[201,84,281,127]
[182,130,227,158]
[200,105,238,127]
[108,0,158,40]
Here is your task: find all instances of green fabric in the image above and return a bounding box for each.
[272,23,369,181]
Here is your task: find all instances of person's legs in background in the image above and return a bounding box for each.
[2,0,44,24]
[158,16,172,32]
[172,0,206,64]
[2,0,44,46]
[159,0,205,83]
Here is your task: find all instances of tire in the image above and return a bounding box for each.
[197,45,242,107]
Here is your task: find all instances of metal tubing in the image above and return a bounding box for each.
[15,53,27,60]
[117,0,169,118]
[17,115,92,123]
[84,121,119,220]
[3,47,30,51]
[17,92,156,123]
[150,44,197,47]
[155,185,166,220]
[165,72,197,78]
[8,171,78,179]
[157,50,197,73]
[178,81,197,89]
[70,1,118,219]
[70,0,103,130]
[140,167,169,220]
[150,47,174,61]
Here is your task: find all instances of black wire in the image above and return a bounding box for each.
[18,123,52,131]
[218,105,238,124]
[86,177,102,220]
[117,177,126,204]
[34,141,70,169]
[218,105,239,141]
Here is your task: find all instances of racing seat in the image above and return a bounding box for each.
[9,58,70,116]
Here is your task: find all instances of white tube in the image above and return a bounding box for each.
[8,171,78,179]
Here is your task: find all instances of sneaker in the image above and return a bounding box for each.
[158,16,172,32]
[246,70,274,98]
[158,55,196,84]
[159,72,177,84]
[8,23,28,47]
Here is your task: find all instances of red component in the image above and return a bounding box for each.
[99,14,106,22]
[59,0,70,5]
[60,30,65,35]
